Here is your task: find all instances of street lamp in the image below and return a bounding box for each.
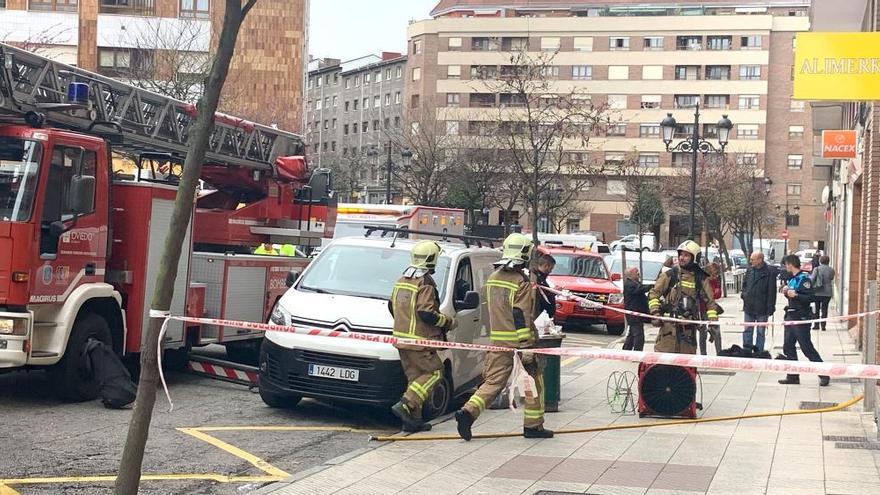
[368,143,413,204]
[659,103,733,239]
[775,202,800,256]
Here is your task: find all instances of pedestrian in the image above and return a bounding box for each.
[741,252,778,352]
[388,241,452,432]
[648,240,719,354]
[254,243,278,255]
[778,255,829,387]
[534,254,557,318]
[698,262,723,355]
[623,267,649,351]
[811,255,835,331]
[811,251,821,272]
[455,233,553,441]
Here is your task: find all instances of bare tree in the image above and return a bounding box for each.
[482,49,610,243]
[324,150,371,202]
[114,1,258,493]
[1,24,74,59]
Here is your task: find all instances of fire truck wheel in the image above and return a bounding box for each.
[225,341,260,366]
[258,386,302,409]
[50,313,112,402]
[607,323,626,336]
[422,369,452,421]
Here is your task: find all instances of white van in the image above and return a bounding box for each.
[259,235,501,419]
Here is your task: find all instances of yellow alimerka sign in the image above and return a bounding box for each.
[794,33,880,101]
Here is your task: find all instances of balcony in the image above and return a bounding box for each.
[100,0,155,15]
[676,36,703,51]
[469,93,496,108]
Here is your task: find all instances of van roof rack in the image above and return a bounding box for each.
[362,225,501,248]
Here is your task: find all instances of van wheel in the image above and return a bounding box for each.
[259,385,302,409]
[49,313,112,402]
[422,371,452,421]
[607,324,626,336]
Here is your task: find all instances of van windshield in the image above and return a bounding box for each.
[298,244,450,300]
[0,138,42,222]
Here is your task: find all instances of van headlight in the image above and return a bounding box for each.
[270,305,291,326]
[608,293,624,305]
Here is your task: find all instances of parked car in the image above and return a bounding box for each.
[610,233,656,252]
[540,246,625,335]
[605,251,671,292]
[259,235,500,420]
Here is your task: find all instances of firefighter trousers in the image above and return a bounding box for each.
[398,348,444,419]
[462,351,545,428]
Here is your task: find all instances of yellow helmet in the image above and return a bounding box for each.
[677,240,701,258]
[501,233,534,263]
[410,241,442,270]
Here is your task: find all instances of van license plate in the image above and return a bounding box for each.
[308,364,359,382]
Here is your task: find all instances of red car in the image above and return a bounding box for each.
[539,246,626,335]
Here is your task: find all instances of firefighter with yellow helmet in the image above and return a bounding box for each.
[389,240,452,432]
[648,240,719,354]
[454,233,553,441]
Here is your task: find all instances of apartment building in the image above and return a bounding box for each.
[305,53,408,204]
[0,0,306,131]
[408,0,825,248]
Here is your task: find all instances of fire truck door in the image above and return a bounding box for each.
[32,144,108,304]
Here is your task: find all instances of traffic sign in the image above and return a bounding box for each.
[781,230,790,240]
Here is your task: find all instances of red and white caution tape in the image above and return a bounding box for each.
[187,360,259,385]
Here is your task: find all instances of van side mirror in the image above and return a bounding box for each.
[611,272,622,281]
[455,291,480,311]
[69,175,96,214]
[285,270,300,288]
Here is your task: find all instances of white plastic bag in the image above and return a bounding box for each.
[534,310,555,336]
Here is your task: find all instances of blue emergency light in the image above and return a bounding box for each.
[67,82,89,105]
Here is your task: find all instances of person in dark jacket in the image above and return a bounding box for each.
[741,252,778,352]
[534,254,557,318]
[778,255,829,386]
[811,255,835,331]
[623,267,649,351]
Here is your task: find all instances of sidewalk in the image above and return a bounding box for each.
[261,295,880,495]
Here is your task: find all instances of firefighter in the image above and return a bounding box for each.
[388,240,452,432]
[254,243,278,255]
[454,233,554,441]
[648,240,719,354]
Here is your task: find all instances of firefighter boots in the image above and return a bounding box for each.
[455,409,474,441]
[523,427,554,439]
[392,401,426,433]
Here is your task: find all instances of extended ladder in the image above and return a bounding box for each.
[0,42,303,170]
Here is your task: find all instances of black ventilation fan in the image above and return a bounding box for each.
[638,364,697,418]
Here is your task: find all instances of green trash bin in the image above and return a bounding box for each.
[535,334,564,412]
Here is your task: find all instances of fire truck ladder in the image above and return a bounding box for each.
[0,42,303,170]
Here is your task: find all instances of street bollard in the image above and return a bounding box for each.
[536,333,564,412]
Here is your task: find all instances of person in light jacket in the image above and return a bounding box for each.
[811,255,835,331]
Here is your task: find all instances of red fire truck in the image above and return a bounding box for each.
[0,43,336,400]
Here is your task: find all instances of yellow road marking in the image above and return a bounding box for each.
[192,425,386,433]
[0,474,282,485]
[177,428,291,478]
[561,356,580,367]
[0,483,21,494]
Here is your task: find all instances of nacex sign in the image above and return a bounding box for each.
[821,130,857,159]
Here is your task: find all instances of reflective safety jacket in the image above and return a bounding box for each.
[784,270,815,320]
[486,266,536,348]
[648,266,719,322]
[390,274,448,343]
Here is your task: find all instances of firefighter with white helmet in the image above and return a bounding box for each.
[648,240,719,354]
[454,233,554,441]
[389,240,451,432]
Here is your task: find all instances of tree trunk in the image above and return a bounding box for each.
[114,2,256,493]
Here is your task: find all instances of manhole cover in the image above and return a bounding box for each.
[824,435,868,442]
[835,442,880,450]
[799,401,838,410]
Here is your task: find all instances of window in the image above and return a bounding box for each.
[739,95,760,109]
[446,93,460,107]
[674,124,694,139]
[672,152,693,167]
[373,95,380,107]
[789,125,804,139]
[384,118,390,129]
[704,95,729,109]
[354,75,360,88]
[608,66,629,80]
[363,73,371,84]
[322,142,328,152]
[674,65,700,81]
[787,154,804,169]
[394,116,400,127]
[323,120,328,130]
[609,37,630,50]
[607,123,627,136]
[566,218,581,233]
[606,179,627,196]
[179,0,209,18]
[395,92,401,104]
[569,152,586,165]
[374,71,381,83]
[385,68,392,80]
[396,66,403,78]
[448,37,462,49]
[639,153,660,168]
[674,94,699,108]
[331,141,337,152]
[741,35,762,49]
[352,99,358,110]
[470,93,495,107]
[607,95,627,109]
[739,65,762,80]
[677,36,702,50]
[703,124,718,138]
[540,37,560,51]
[411,95,420,108]
[446,121,459,135]
[642,66,663,80]
[471,65,498,79]
[344,77,351,89]
[332,96,338,107]
[362,97,369,109]
[315,98,322,110]
[503,37,529,51]
[362,121,369,133]
[574,37,593,52]
[500,93,526,107]
[98,49,152,77]
[540,66,559,79]
[372,119,379,131]
[640,95,661,109]
[737,124,759,139]
[705,65,730,80]
[447,65,461,79]
[41,146,97,254]
[571,65,592,80]
[643,37,663,50]
[472,37,499,51]
[352,123,358,133]
[316,75,322,87]
[736,153,758,166]
[707,36,732,51]
[786,183,802,197]
[332,118,337,129]
[323,97,329,109]
[640,124,660,138]
[790,100,806,112]
[605,152,626,166]
[343,124,349,135]
[413,39,423,54]
[412,68,421,81]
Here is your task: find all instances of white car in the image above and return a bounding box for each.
[259,235,500,420]
[610,234,656,252]
[604,251,671,291]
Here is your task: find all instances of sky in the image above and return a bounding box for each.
[309,0,439,61]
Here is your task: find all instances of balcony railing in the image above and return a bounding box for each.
[100,0,155,15]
